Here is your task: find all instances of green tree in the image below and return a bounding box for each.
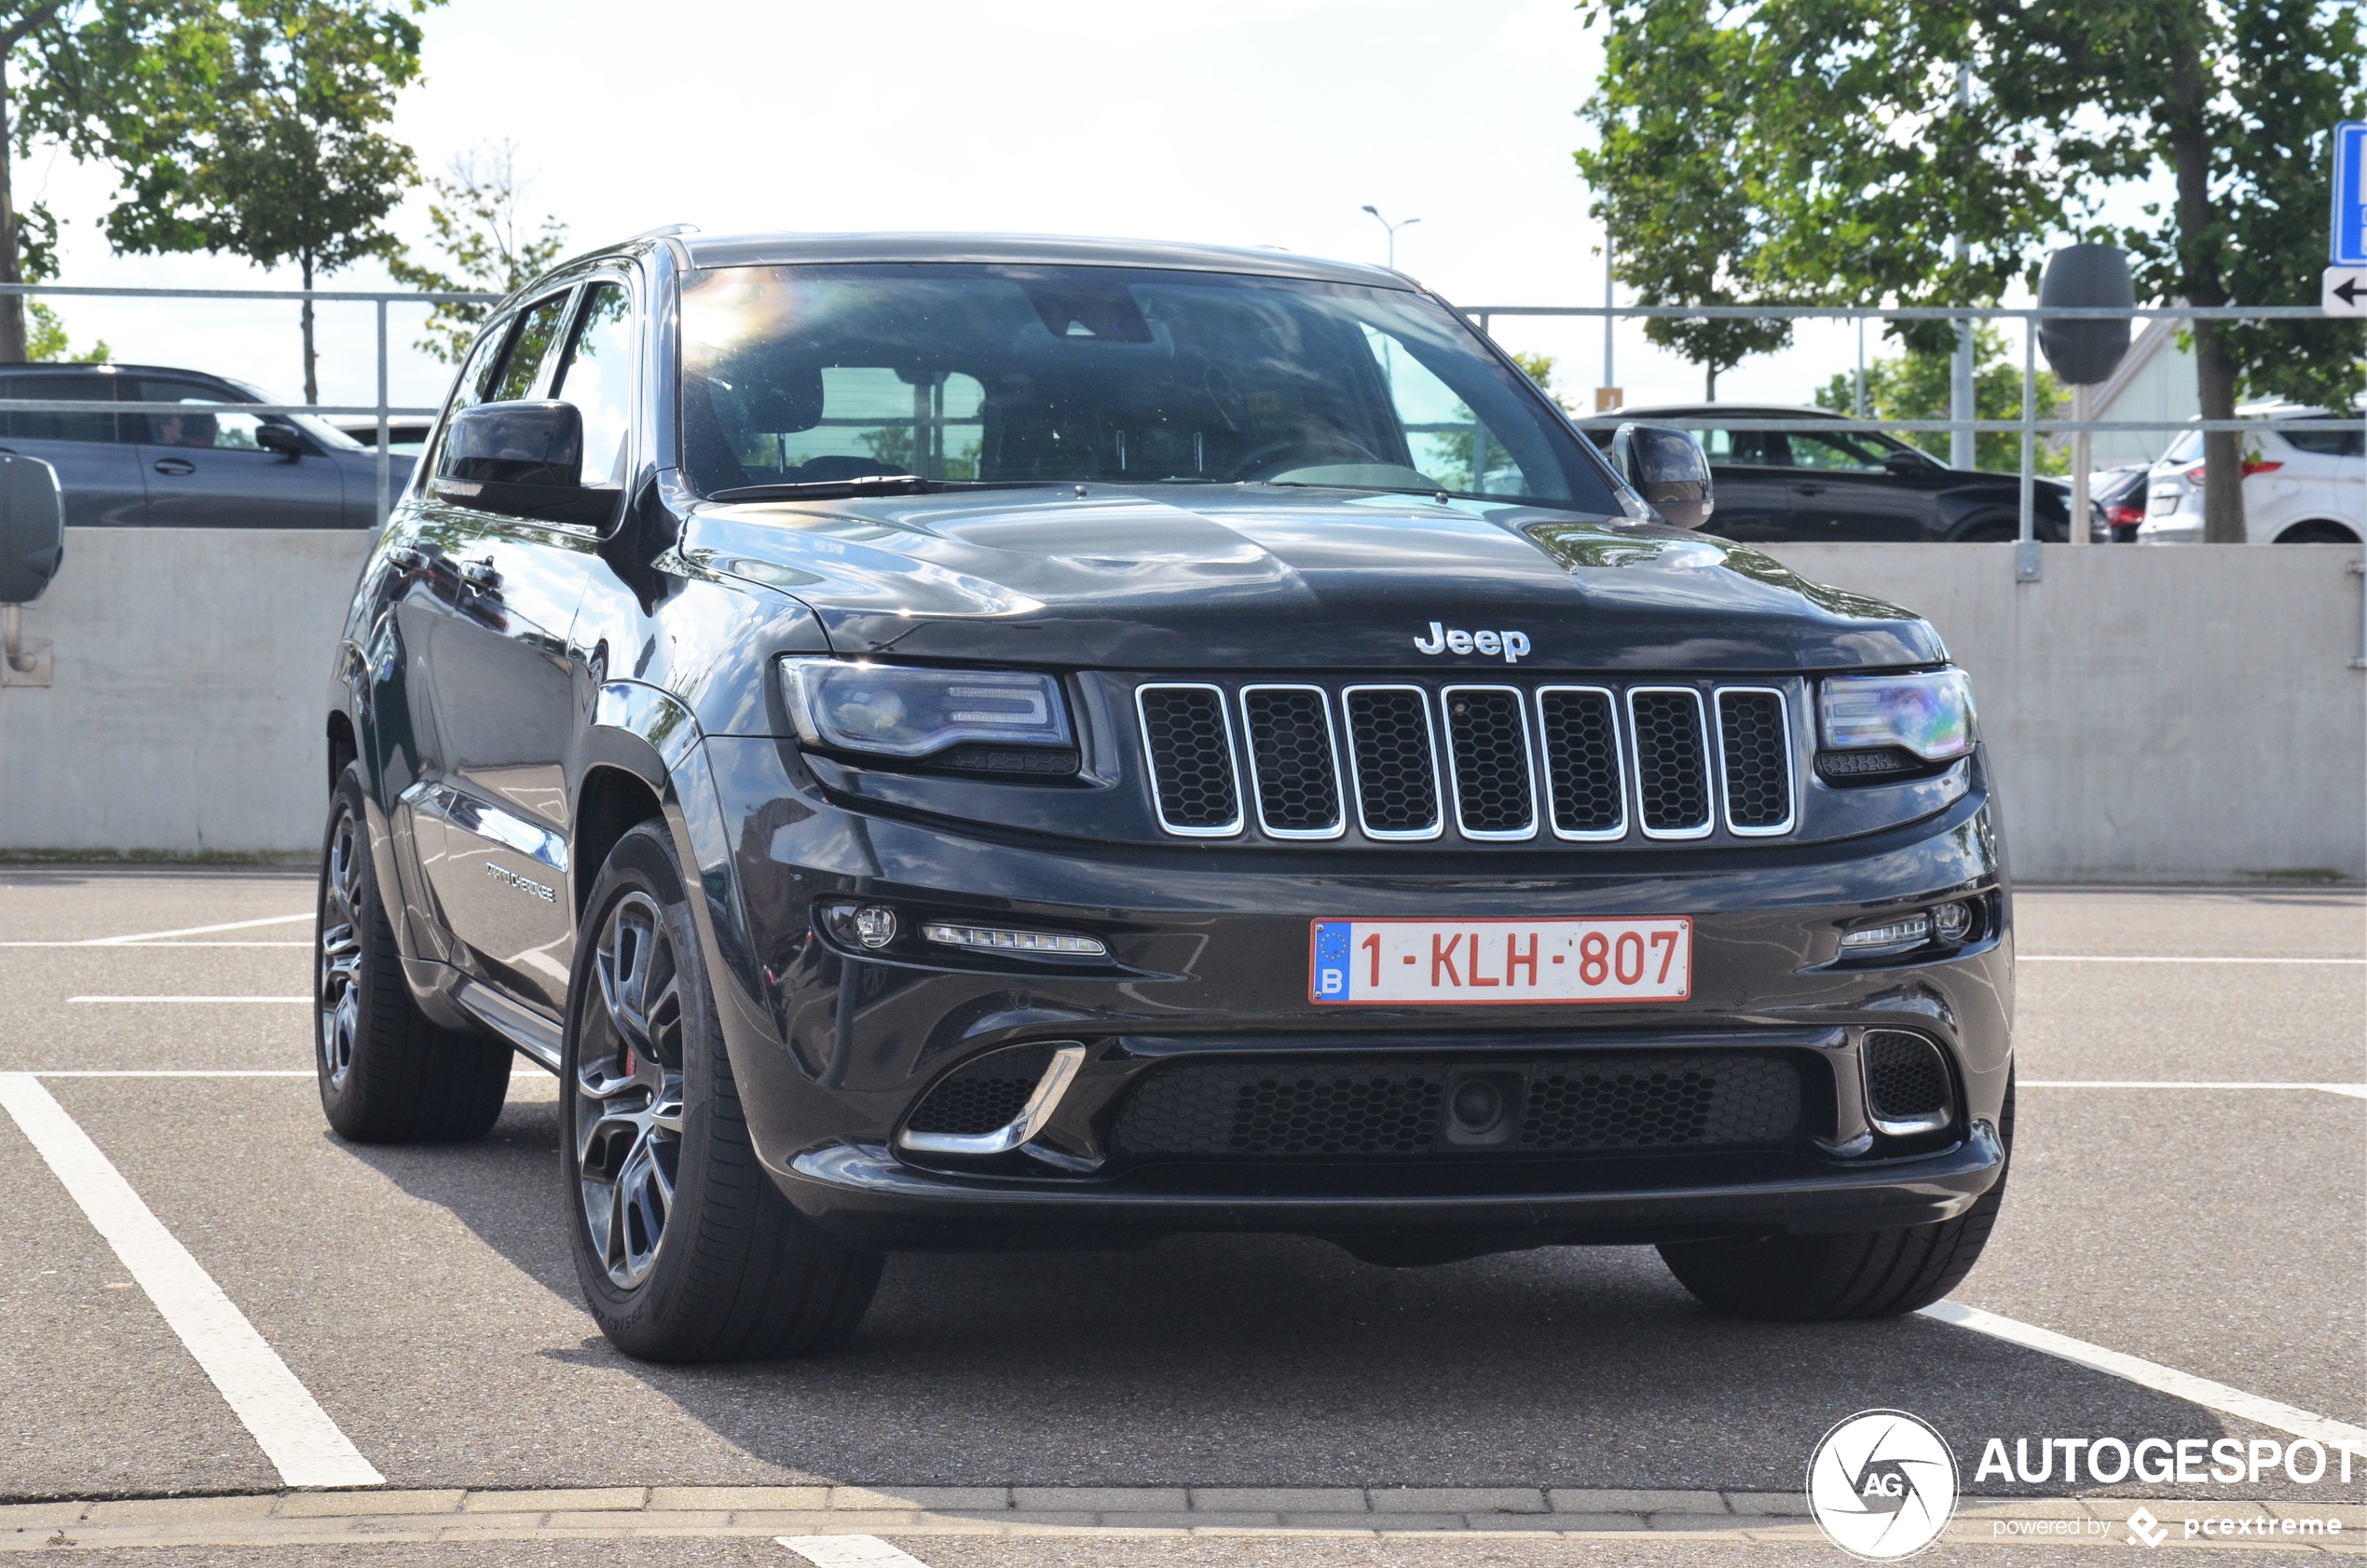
[0,2,224,362]
[1814,324,2065,473]
[101,0,437,402]
[1575,0,2366,541]
[388,139,568,364]
[1511,349,1574,411]
[1973,1,2365,539]
[1575,2,1794,398]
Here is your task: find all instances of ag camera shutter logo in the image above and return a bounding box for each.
[1806,1409,1960,1561]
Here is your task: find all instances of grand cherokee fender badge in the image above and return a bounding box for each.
[1414,621,1530,662]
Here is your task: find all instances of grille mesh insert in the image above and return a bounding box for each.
[1242,688,1341,834]
[1630,690,1711,832]
[1443,688,1534,835]
[1539,689,1622,835]
[1139,686,1238,831]
[905,1044,1057,1136]
[1864,1030,1951,1122]
[1717,691,1792,829]
[1344,688,1440,835]
[1110,1052,1808,1157]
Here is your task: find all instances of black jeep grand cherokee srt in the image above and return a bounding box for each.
[319,231,2012,1362]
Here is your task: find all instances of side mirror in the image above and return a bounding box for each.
[255,422,304,457]
[0,452,65,604]
[431,400,615,525]
[1882,448,1927,475]
[1611,423,1715,530]
[0,452,63,685]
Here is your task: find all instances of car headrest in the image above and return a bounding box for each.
[728,360,824,433]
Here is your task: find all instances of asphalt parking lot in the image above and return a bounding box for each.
[1,869,2360,1562]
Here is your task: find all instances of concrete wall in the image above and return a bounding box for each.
[1,530,2360,880]
[1765,543,2364,881]
[0,528,370,856]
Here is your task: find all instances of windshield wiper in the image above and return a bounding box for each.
[703,475,1059,503]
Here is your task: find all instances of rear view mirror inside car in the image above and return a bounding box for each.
[1612,423,1715,530]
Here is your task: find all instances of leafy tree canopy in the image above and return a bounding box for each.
[1814,323,2065,473]
[388,139,568,365]
[1575,0,2364,539]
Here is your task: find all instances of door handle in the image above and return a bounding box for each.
[152,457,196,476]
[460,557,500,590]
[386,545,426,571]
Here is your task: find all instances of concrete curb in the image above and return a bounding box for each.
[3,1488,2362,1553]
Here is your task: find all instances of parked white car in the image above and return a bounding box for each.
[2139,402,2363,543]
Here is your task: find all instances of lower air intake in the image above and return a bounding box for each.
[1109,1052,1807,1158]
[904,1044,1058,1137]
[1863,1030,1952,1128]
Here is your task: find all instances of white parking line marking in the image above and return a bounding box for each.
[32,1070,315,1078]
[2023,1079,2367,1098]
[2022,954,2364,964]
[65,913,314,946]
[0,940,311,948]
[778,1537,935,1567]
[0,1072,382,1489]
[1922,1301,2367,1452]
[67,995,309,1004]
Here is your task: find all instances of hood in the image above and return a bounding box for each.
[678,484,1941,672]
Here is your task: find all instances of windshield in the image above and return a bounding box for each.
[677,262,1621,511]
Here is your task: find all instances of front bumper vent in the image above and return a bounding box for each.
[1138,676,1795,846]
[1109,1052,1808,1159]
[1863,1029,1953,1136]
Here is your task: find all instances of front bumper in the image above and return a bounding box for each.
[694,736,2015,1254]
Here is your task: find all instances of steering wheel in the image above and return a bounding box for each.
[1227,435,1389,482]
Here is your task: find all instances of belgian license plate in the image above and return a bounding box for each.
[1308,917,1692,1005]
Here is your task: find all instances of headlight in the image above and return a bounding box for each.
[1818,669,1976,761]
[778,659,1072,758]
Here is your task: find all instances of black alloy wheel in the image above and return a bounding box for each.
[314,764,512,1142]
[561,821,882,1362]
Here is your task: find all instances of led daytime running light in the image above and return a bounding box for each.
[924,922,1106,957]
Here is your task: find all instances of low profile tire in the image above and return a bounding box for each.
[315,766,513,1142]
[1658,1075,2013,1322]
[562,822,882,1362]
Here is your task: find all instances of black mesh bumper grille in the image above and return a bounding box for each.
[1539,688,1622,836]
[1138,685,1239,832]
[1629,689,1711,833]
[1442,687,1535,836]
[1241,687,1342,835]
[1137,677,1803,844]
[1344,687,1441,836]
[1109,1051,1808,1158]
[905,1044,1057,1137]
[1864,1030,1951,1123]
[1717,690,1793,831]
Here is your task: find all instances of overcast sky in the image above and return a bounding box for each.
[24,0,2093,415]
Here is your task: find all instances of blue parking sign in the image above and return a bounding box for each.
[2335,121,2367,266]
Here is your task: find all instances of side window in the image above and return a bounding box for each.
[550,281,636,487]
[129,377,283,450]
[1691,429,1784,466]
[489,292,574,402]
[451,319,512,416]
[0,374,119,443]
[1786,432,1886,471]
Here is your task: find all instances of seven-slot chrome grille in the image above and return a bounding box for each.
[1137,678,1796,843]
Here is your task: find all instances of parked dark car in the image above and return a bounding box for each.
[2093,465,2151,542]
[326,414,437,456]
[1581,402,2085,542]
[320,231,2012,1362]
[0,361,406,527]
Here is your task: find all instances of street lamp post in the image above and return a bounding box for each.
[1361,205,1420,270]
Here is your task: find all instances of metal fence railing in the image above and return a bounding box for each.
[1461,302,2363,548]
[0,283,2355,565]
[0,281,500,527]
